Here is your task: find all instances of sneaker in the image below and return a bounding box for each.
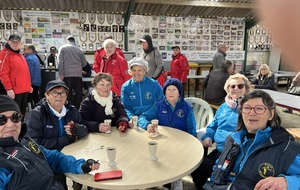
[172,179,183,190]
[282,108,293,114]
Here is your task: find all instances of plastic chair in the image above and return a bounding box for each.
[184,97,214,141]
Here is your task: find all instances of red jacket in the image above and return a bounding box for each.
[168,53,189,83]
[93,48,124,73]
[0,48,31,94]
[93,53,130,96]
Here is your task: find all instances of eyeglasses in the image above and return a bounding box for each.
[229,84,245,89]
[0,112,23,125]
[50,91,67,97]
[242,105,267,115]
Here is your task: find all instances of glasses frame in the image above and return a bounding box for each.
[229,84,245,90]
[50,90,67,97]
[242,105,268,115]
[0,112,23,125]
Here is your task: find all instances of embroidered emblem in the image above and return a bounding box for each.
[8,149,18,159]
[28,141,41,154]
[145,92,152,100]
[258,163,275,178]
[177,109,185,118]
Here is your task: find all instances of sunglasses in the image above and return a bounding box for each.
[229,84,245,89]
[0,112,23,125]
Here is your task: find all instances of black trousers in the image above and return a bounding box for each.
[191,149,221,190]
[54,172,67,190]
[27,85,40,106]
[14,93,28,120]
[63,77,82,109]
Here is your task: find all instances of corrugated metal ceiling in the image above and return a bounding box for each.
[0,0,256,19]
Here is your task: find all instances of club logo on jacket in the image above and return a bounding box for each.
[258,163,275,178]
[28,141,41,154]
[177,109,185,118]
[145,92,152,100]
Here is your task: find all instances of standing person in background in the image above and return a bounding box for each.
[139,34,165,87]
[92,39,130,97]
[166,46,189,97]
[23,44,41,110]
[251,64,276,91]
[212,44,227,70]
[58,36,87,109]
[121,57,164,127]
[203,60,234,106]
[0,34,32,118]
[93,34,124,63]
[47,46,58,68]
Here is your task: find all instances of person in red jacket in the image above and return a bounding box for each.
[93,34,124,71]
[166,46,189,97]
[0,34,32,118]
[92,39,130,97]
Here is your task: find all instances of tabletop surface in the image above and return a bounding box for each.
[62,126,203,189]
[261,89,300,111]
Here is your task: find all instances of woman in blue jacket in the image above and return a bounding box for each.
[204,90,300,190]
[121,57,163,127]
[191,73,251,189]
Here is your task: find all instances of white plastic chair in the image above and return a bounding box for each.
[184,97,214,141]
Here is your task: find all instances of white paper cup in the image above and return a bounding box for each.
[132,116,138,129]
[151,119,159,133]
[104,119,112,133]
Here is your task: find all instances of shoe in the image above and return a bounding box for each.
[72,181,83,190]
[282,108,293,114]
[172,179,183,190]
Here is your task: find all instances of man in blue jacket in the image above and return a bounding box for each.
[0,95,99,190]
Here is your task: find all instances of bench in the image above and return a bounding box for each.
[209,104,220,110]
[286,128,300,143]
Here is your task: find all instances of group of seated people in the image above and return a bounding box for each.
[0,56,299,190]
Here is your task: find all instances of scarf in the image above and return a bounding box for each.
[92,89,113,115]
[47,103,66,120]
[225,94,244,109]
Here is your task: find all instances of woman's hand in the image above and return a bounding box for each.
[202,138,213,148]
[98,123,110,133]
[147,124,155,133]
[254,176,287,190]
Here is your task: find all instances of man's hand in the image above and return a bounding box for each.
[81,159,100,173]
[202,138,213,148]
[254,177,287,190]
[7,90,15,99]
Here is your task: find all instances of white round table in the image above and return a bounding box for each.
[62,126,204,189]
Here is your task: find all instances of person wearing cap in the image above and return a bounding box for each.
[0,34,32,118]
[23,44,42,110]
[139,34,165,87]
[121,57,163,126]
[137,78,196,190]
[0,95,99,190]
[47,46,58,68]
[93,35,124,75]
[92,39,130,97]
[212,44,227,70]
[166,46,189,97]
[79,73,129,133]
[57,36,88,109]
[24,79,88,189]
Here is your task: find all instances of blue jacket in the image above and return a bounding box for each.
[201,102,238,152]
[121,76,163,119]
[0,137,85,190]
[208,127,300,190]
[138,97,196,137]
[25,53,41,86]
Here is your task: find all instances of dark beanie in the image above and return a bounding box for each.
[0,95,20,113]
[163,78,183,97]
